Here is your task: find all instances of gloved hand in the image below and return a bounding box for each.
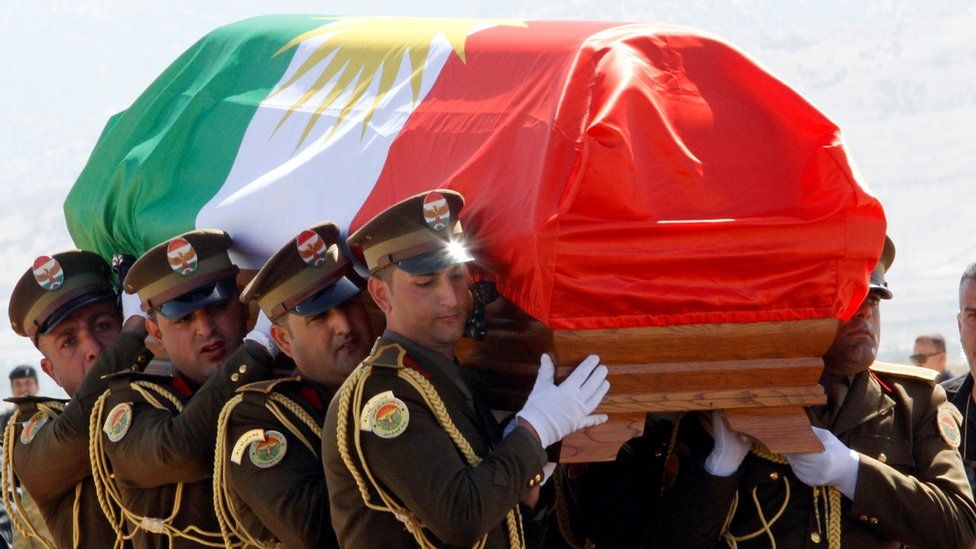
[704,410,753,477]
[245,311,278,357]
[516,354,610,448]
[121,291,149,324]
[785,427,860,499]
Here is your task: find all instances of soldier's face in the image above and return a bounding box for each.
[148,297,247,384]
[370,264,472,356]
[10,377,38,398]
[37,300,122,398]
[273,296,374,388]
[959,278,976,370]
[823,292,882,376]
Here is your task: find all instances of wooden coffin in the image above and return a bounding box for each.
[455,297,834,462]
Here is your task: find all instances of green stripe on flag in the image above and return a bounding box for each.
[65,15,331,260]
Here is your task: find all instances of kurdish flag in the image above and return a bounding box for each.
[65,16,886,330]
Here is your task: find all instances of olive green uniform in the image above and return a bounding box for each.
[94,342,271,548]
[324,331,548,548]
[218,375,337,548]
[659,365,976,548]
[6,333,148,548]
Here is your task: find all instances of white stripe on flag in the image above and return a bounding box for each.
[197,24,455,269]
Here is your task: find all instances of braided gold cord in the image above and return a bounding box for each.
[701,412,843,548]
[2,409,55,549]
[213,394,256,548]
[89,383,232,547]
[552,465,595,549]
[335,363,524,548]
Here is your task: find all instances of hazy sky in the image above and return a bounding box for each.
[1,1,973,398]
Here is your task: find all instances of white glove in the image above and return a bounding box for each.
[121,291,149,323]
[704,410,752,477]
[516,354,610,448]
[245,311,278,357]
[785,427,860,499]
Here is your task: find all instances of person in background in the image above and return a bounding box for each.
[942,263,976,493]
[912,333,948,382]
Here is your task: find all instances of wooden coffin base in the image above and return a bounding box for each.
[457,298,836,463]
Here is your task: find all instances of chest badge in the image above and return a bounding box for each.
[249,430,288,468]
[19,412,49,444]
[104,402,133,443]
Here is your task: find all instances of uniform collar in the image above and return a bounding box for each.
[831,369,896,437]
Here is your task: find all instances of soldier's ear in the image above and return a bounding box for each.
[146,316,162,341]
[369,276,393,314]
[270,321,293,359]
[39,358,58,386]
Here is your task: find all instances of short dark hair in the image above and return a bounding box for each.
[914,333,946,353]
[9,365,37,381]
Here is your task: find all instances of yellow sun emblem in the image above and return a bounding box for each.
[270,17,526,149]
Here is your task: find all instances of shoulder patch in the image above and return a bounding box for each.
[365,393,410,439]
[19,412,49,444]
[103,402,133,443]
[937,404,962,448]
[366,343,407,370]
[248,430,287,468]
[869,361,939,384]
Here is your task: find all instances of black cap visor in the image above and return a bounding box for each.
[156,278,236,319]
[395,242,475,275]
[39,290,117,336]
[292,275,364,317]
[868,283,893,300]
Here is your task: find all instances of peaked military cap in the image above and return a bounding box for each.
[124,230,239,319]
[869,235,896,300]
[241,222,365,321]
[348,189,474,275]
[9,250,116,341]
[9,365,38,380]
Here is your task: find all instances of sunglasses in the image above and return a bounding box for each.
[909,351,943,365]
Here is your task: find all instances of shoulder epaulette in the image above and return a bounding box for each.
[237,377,301,395]
[869,361,939,384]
[5,395,69,413]
[366,343,407,370]
[100,369,174,383]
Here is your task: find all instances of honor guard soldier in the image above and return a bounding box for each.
[5,250,151,548]
[323,189,611,548]
[89,230,275,548]
[213,221,375,548]
[659,237,976,548]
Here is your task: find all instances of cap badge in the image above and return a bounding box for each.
[20,412,49,444]
[248,430,288,468]
[166,237,198,276]
[296,230,328,267]
[423,191,450,231]
[32,256,64,291]
[104,402,133,443]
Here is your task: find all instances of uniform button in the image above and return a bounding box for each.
[810,532,821,543]
[231,373,240,382]
[238,365,247,374]
[859,515,868,522]
[877,452,887,463]
[654,451,663,458]
[528,479,536,487]
[769,472,779,481]
[137,355,147,363]
[534,473,543,483]
[869,518,878,525]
